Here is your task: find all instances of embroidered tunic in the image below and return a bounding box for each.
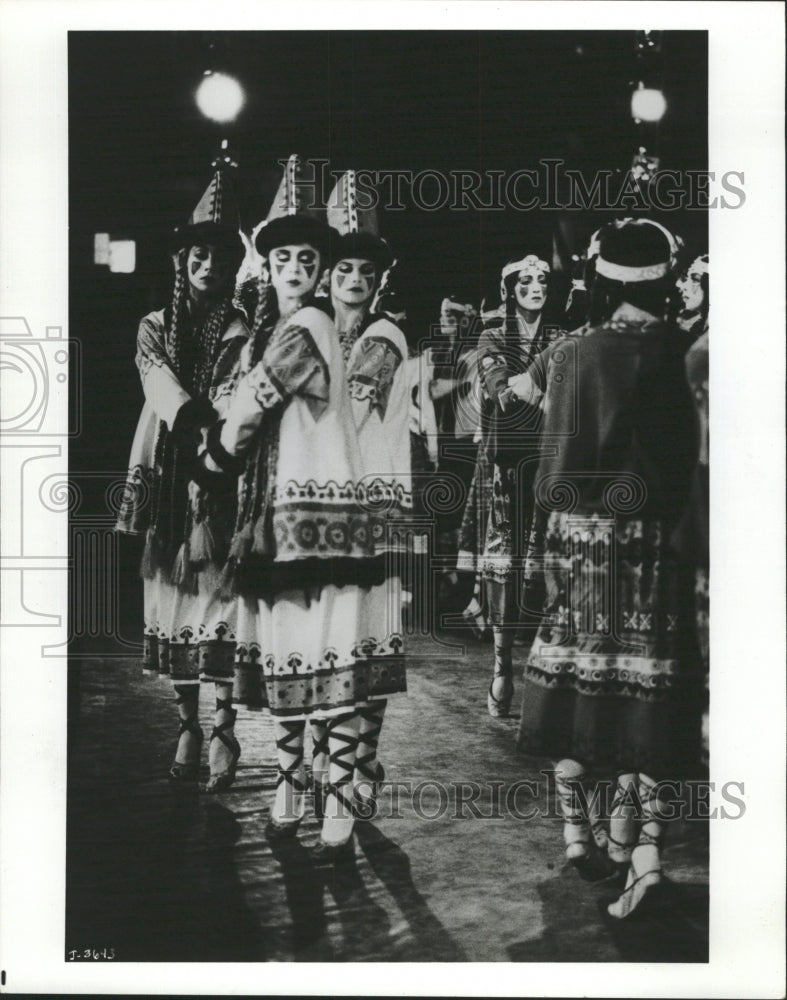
[117,307,249,683]
[477,313,559,625]
[343,314,412,674]
[210,306,405,718]
[516,305,703,777]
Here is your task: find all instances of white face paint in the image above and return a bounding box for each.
[268,244,321,302]
[513,268,547,312]
[439,309,460,338]
[186,244,231,298]
[676,268,705,313]
[330,257,377,308]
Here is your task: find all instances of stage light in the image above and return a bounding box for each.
[631,86,667,123]
[195,71,245,123]
[94,233,110,265]
[109,240,136,274]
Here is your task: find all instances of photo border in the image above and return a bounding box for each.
[1,2,784,995]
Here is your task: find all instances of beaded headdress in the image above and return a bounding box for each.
[499,254,550,301]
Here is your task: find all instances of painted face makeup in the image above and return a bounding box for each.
[186,245,231,297]
[330,258,377,307]
[514,268,548,312]
[676,268,705,313]
[440,310,460,338]
[269,244,321,301]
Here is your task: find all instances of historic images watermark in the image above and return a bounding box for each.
[346,776,745,822]
[289,158,745,214]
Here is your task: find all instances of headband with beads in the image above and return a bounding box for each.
[499,254,550,301]
[595,218,682,284]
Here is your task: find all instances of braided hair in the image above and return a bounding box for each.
[219,245,326,594]
[144,246,236,580]
[501,264,557,369]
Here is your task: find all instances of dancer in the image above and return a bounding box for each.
[513,220,702,917]
[478,254,562,717]
[199,157,402,859]
[308,170,411,820]
[456,300,506,641]
[678,255,710,766]
[676,253,709,338]
[117,155,248,791]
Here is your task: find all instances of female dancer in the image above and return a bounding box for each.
[679,255,710,765]
[455,300,506,642]
[512,220,702,917]
[676,253,709,338]
[117,162,248,790]
[477,255,563,717]
[199,159,400,859]
[308,170,411,819]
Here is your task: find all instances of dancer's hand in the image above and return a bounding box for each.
[172,397,219,447]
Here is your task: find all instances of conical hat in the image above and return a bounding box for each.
[326,170,379,235]
[188,169,239,229]
[326,170,393,270]
[171,151,242,254]
[254,154,331,259]
[265,153,302,221]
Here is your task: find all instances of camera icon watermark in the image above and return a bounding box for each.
[0,317,81,437]
[1,316,79,642]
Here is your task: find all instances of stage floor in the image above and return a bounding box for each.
[66,632,709,963]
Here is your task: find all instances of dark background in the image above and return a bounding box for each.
[66,34,709,956]
[69,29,707,507]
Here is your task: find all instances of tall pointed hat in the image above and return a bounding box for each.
[327,170,394,273]
[171,141,243,258]
[254,154,331,260]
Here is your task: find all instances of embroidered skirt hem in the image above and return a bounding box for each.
[142,566,237,683]
[231,582,407,716]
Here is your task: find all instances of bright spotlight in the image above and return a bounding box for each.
[109,240,136,273]
[195,72,246,123]
[631,87,667,123]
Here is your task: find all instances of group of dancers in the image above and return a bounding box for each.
[117,150,709,916]
[119,154,409,859]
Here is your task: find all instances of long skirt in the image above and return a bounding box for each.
[480,464,518,627]
[480,461,541,631]
[233,579,406,720]
[142,564,237,685]
[456,445,493,573]
[517,511,703,779]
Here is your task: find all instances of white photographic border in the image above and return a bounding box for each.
[0,1,784,995]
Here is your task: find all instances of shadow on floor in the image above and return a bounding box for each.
[507,874,709,963]
[355,823,468,961]
[66,787,269,961]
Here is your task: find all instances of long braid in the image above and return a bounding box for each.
[167,256,190,382]
[171,294,234,584]
[218,272,281,597]
[218,250,328,596]
[193,297,231,395]
[142,260,189,577]
[151,248,236,586]
[250,271,277,366]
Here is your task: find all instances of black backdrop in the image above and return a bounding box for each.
[69,29,708,514]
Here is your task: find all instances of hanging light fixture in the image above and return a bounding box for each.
[630,31,667,123]
[195,70,246,123]
[631,84,667,123]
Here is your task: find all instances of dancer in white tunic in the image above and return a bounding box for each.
[117,159,249,790]
[199,157,399,858]
[309,170,411,820]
